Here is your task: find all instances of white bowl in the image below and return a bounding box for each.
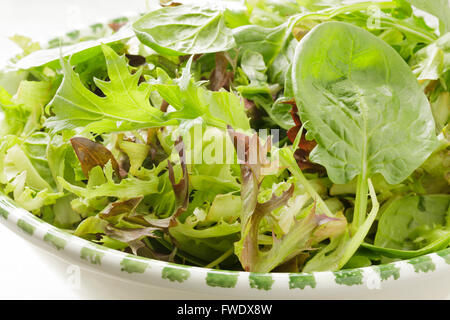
[1,194,449,299]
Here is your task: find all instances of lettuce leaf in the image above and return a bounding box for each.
[45,45,176,133]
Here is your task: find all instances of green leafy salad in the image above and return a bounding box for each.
[0,0,449,272]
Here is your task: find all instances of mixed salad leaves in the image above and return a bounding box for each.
[0,0,449,273]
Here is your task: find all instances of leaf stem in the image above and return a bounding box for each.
[338,178,379,269]
[205,248,234,269]
[353,174,369,234]
[279,148,334,217]
[289,1,398,30]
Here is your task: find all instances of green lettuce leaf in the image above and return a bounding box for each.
[410,32,450,92]
[0,80,53,136]
[45,44,175,133]
[58,162,159,200]
[152,58,250,130]
[406,0,450,34]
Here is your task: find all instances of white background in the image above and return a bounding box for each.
[0,0,200,300]
[0,0,449,300]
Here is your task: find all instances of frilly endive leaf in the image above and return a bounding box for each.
[45,44,176,133]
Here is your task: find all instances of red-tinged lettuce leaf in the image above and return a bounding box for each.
[169,137,189,214]
[105,225,159,243]
[285,100,325,172]
[255,209,345,273]
[105,225,160,255]
[227,125,272,182]
[99,197,143,219]
[238,184,294,271]
[146,137,189,229]
[228,127,347,272]
[227,126,273,230]
[70,137,126,179]
[209,52,234,91]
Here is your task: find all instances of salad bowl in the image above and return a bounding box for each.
[0,2,449,299]
[1,193,449,299]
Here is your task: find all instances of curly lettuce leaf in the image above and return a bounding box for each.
[0,80,53,136]
[152,57,250,130]
[406,0,450,34]
[58,162,159,200]
[0,132,65,213]
[410,32,450,84]
[45,44,175,133]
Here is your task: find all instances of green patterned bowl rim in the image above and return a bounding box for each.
[1,14,449,297]
[1,193,449,296]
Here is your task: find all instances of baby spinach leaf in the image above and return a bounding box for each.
[133,4,235,56]
[374,194,450,250]
[233,23,288,66]
[241,50,268,84]
[268,36,298,86]
[13,26,133,70]
[233,2,400,77]
[361,239,450,259]
[295,21,438,271]
[292,21,438,186]
[45,45,175,133]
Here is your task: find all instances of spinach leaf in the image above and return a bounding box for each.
[45,45,175,133]
[374,194,450,250]
[133,4,235,56]
[241,50,268,84]
[234,2,400,73]
[294,21,438,271]
[361,239,450,259]
[246,0,301,28]
[292,21,438,186]
[233,23,287,66]
[268,36,298,86]
[13,26,133,70]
